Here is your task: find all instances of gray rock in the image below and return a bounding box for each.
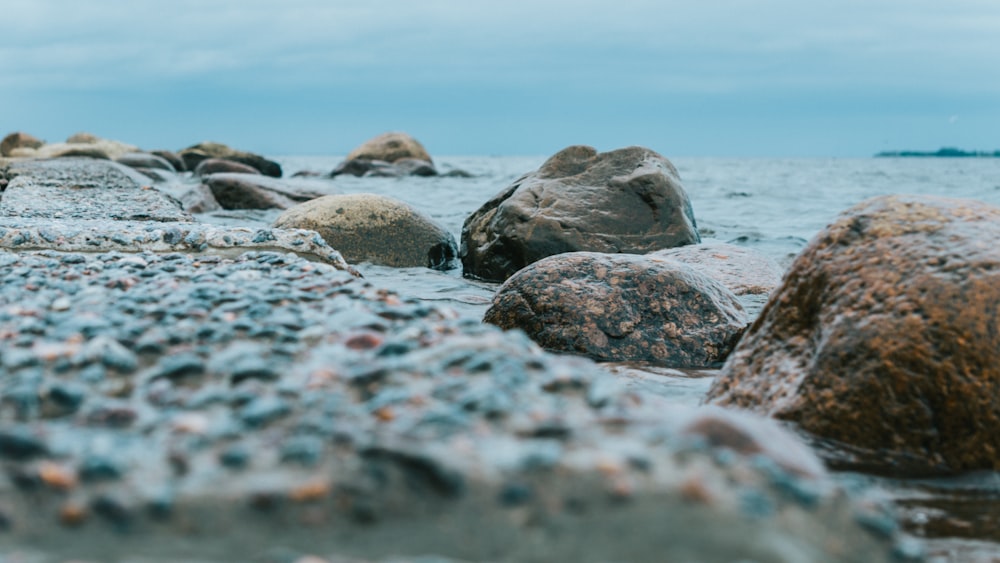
[461,145,701,282]
[116,152,177,173]
[0,250,912,563]
[1,158,191,222]
[273,193,458,270]
[204,173,336,210]
[179,142,282,178]
[1,131,44,157]
[484,251,748,366]
[194,158,261,177]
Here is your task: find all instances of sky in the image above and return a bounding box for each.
[2,0,998,157]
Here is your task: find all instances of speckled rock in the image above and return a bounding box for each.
[274,194,458,270]
[461,145,700,282]
[707,195,1000,473]
[344,132,434,165]
[484,251,748,366]
[179,142,282,178]
[0,217,357,271]
[205,173,336,210]
[1,158,192,222]
[652,242,784,319]
[195,158,261,177]
[116,152,177,173]
[0,250,914,563]
[1,131,44,157]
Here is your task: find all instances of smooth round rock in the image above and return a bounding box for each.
[273,193,458,270]
[461,145,701,282]
[1,131,44,156]
[707,194,1000,473]
[179,142,282,178]
[344,132,434,164]
[204,173,332,210]
[484,251,748,366]
[194,158,261,177]
[116,152,177,173]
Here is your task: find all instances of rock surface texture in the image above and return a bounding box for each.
[707,195,1000,473]
[484,252,748,366]
[461,145,701,282]
[274,194,458,270]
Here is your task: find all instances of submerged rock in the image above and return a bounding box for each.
[194,158,261,177]
[273,193,459,270]
[707,195,1000,473]
[116,152,177,173]
[204,173,335,210]
[484,251,748,366]
[461,145,701,282]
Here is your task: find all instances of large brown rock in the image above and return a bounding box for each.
[179,142,282,177]
[484,251,747,366]
[707,195,1000,473]
[1,131,44,156]
[344,131,433,164]
[461,145,700,282]
[273,193,458,270]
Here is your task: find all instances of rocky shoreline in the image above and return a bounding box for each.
[0,131,942,561]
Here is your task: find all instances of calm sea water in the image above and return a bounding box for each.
[260,155,1000,561]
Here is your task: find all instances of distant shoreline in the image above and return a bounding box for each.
[875,147,1000,158]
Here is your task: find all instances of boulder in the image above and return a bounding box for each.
[17,134,141,161]
[461,145,700,282]
[178,142,282,177]
[1,131,44,156]
[707,195,1000,473]
[194,158,261,177]
[484,251,747,366]
[344,131,434,164]
[66,131,100,143]
[273,193,458,270]
[394,157,438,177]
[1,158,191,222]
[116,152,177,173]
[328,157,436,178]
[204,173,335,210]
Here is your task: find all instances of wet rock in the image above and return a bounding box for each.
[652,242,784,319]
[461,145,701,282]
[273,194,458,270]
[179,142,282,177]
[330,158,403,178]
[1,158,192,222]
[115,152,177,173]
[484,251,747,366]
[204,173,335,210]
[707,195,1000,473]
[344,132,434,165]
[1,131,44,157]
[195,158,262,177]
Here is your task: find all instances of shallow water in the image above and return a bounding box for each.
[263,154,1000,560]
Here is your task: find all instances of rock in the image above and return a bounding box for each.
[484,251,748,366]
[66,132,100,144]
[651,242,784,318]
[330,159,403,178]
[1,132,44,157]
[179,142,282,177]
[273,194,459,270]
[150,150,186,172]
[1,158,192,222]
[394,158,438,177]
[177,183,222,213]
[706,194,1000,473]
[0,217,356,270]
[204,173,336,210]
[461,145,700,282]
[345,132,434,164]
[194,158,261,177]
[115,152,177,173]
[0,250,911,562]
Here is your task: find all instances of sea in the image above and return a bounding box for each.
[261,154,1000,561]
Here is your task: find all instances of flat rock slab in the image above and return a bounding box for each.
[1,158,192,222]
[0,250,911,562]
[0,217,355,271]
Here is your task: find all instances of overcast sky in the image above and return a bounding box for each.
[2,0,998,157]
